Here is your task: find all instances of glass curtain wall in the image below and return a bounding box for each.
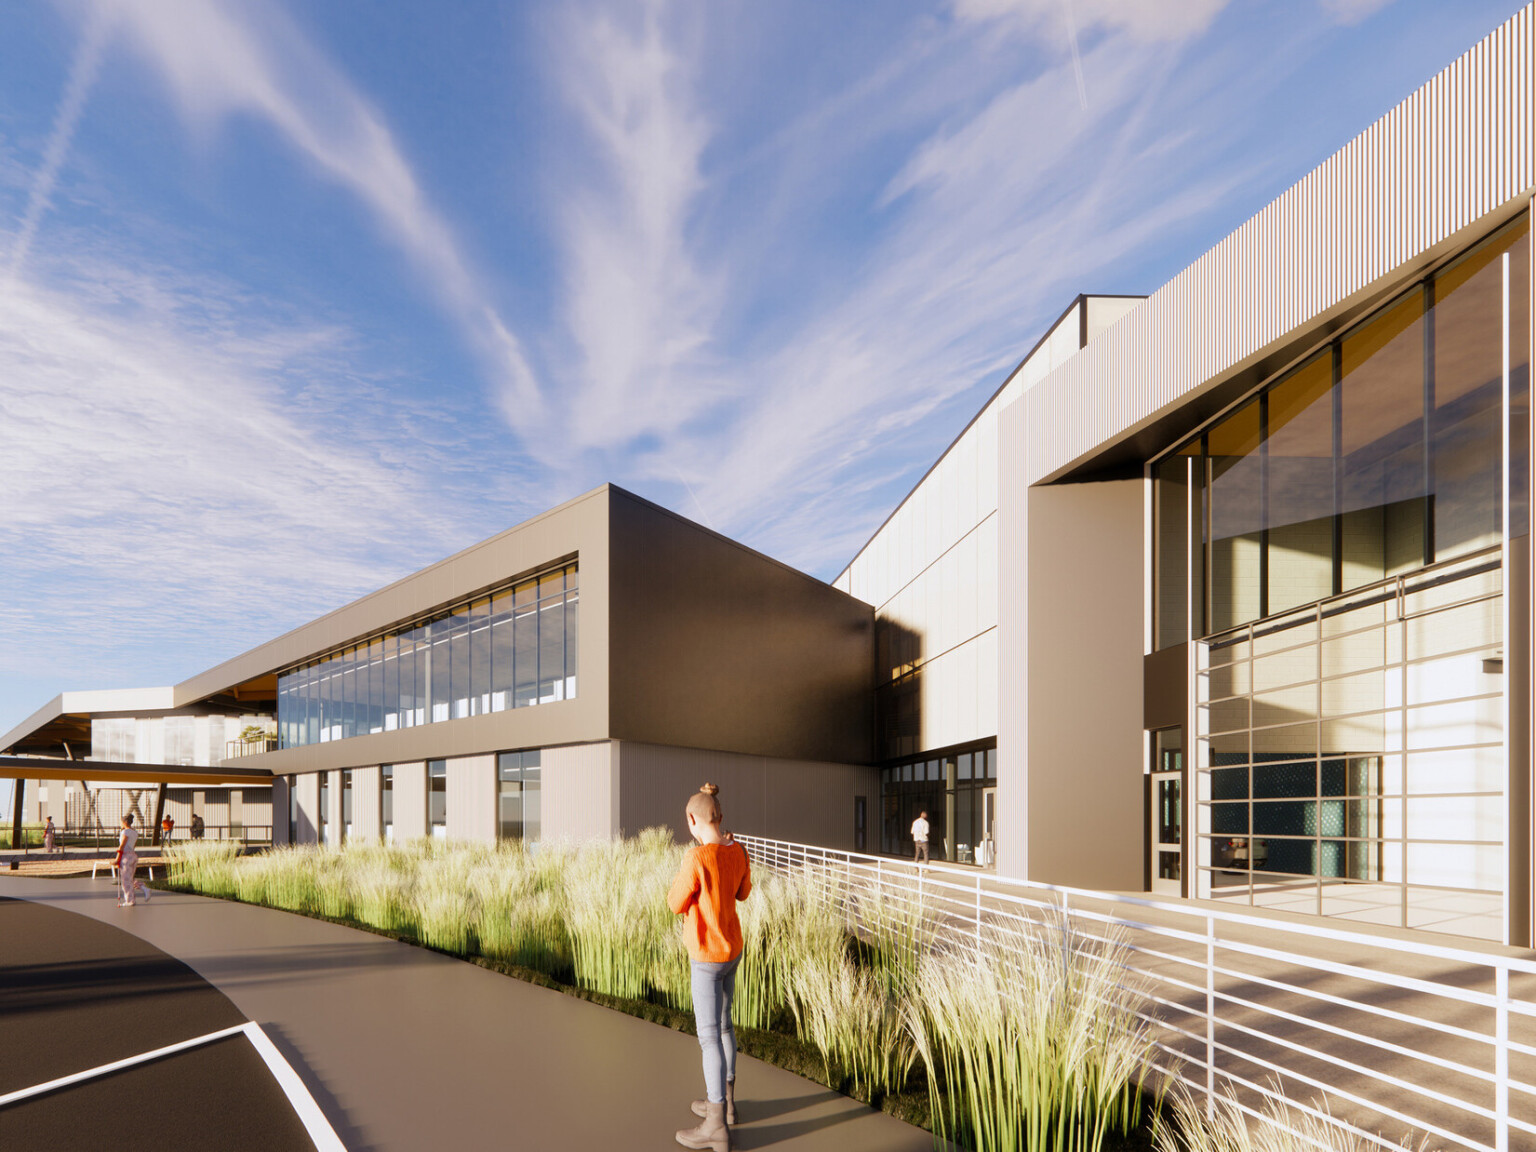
[1198,552,1503,939]
[276,563,578,748]
[429,760,447,840]
[497,750,542,842]
[879,746,996,864]
[1153,214,1528,941]
[1155,216,1528,647]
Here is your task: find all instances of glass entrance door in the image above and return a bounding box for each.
[1150,729,1183,895]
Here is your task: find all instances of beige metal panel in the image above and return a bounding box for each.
[353,767,382,842]
[612,740,878,851]
[975,627,1000,741]
[997,398,1030,879]
[43,782,66,826]
[542,741,618,842]
[174,485,612,717]
[448,754,496,844]
[996,6,1536,882]
[326,770,343,846]
[1013,8,1536,489]
[606,490,874,765]
[1025,480,1145,891]
[226,697,592,776]
[272,776,290,844]
[392,761,428,842]
[1085,296,1142,342]
[294,772,320,845]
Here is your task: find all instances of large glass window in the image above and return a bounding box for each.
[1195,551,1503,940]
[276,562,578,747]
[879,745,996,866]
[429,760,447,840]
[498,749,541,842]
[1154,215,1528,645]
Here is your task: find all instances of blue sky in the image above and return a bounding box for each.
[0,0,1525,774]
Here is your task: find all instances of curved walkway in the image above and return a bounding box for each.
[0,874,934,1152]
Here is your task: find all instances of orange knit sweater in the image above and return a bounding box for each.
[667,841,753,963]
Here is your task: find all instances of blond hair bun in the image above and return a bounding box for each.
[699,782,719,797]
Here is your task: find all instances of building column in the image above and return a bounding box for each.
[9,778,24,848]
[392,761,427,841]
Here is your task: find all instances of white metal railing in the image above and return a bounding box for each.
[735,833,1536,1152]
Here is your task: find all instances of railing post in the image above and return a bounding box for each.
[975,871,983,951]
[1496,964,1509,1152]
[1206,912,1217,1120]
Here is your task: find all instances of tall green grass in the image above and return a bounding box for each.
[1153,1083,1431,1152]
[168,837,1159,1148]
[907,909,1154,1152]
[0,824,45,850]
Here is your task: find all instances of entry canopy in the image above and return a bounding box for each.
[0,755,272,787]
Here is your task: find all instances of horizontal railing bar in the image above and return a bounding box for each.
[738,833,1531,1152]
[736,834,1536,974]
[1211,986,1496,1084]
[1209,1014,1498,1122]
[1204,1036,1494,1151]
[1200,960,1498,1048]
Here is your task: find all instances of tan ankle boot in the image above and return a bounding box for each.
[676,1100,730,1151]
[691,1079,735,1125]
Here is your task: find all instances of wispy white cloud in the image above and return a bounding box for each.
[537,0,1249,573]
[110,0,546,422]
[952,0,1228,43]
[0,238,467,688]
[549,0,721,454]
[1318,0,1398,25]
[4,0,113,280]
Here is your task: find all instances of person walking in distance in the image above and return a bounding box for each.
[911,809,931,864]
[114,814,150,907]
[43,816,56,854]
[668,783,751,1151]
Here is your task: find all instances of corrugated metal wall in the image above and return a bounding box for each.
[998,5,1536,880]
[1014,6,1534,488]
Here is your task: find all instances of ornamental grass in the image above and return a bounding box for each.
[1152,1082,1431,1152]
[906,909,1154,1152]
[167,835,1161,1150]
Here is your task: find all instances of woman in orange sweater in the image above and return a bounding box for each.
[667,783,751,1152]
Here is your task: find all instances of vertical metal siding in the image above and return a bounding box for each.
[1014,7,1534,486]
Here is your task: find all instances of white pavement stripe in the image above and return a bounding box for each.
[0,1024,249,1108]
[241,1022,347,1152]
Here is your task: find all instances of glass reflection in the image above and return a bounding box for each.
[276,563,578,747]
[1152,214,1528,647]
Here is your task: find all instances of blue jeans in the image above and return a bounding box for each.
[691,955,740,1103]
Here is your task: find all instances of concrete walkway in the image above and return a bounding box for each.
[0,874,934,1152]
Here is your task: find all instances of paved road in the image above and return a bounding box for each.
[0,875,934,1152]
[0,896,315,1151]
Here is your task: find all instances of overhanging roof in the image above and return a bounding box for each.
[172,484,609,709]
[0,755,273,786]
[0,688,177,757]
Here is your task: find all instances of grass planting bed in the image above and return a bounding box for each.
[162,835,1351,1152]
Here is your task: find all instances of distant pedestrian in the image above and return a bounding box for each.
[911,810,931,864]
[114,815,150,907]
[43,816,56,854]
[161,813,174,843]
[191,814,205,840]
[668,782,751,1151]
